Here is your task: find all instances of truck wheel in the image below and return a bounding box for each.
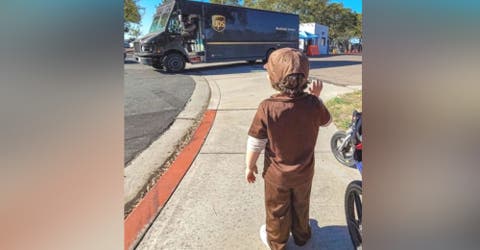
[163,53,186,73]
[152,62,164,70]
[262,49,275,63]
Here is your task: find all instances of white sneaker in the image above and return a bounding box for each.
[259,224,269,248]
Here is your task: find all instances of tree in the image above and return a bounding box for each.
[210,0,241,6]
[243,0,256,8]
[243,0,327,21]
[129,24,142,38]
[230,0,363,52]
[316,3,359,51]
[353,13,362,40]
[124,0,142,33]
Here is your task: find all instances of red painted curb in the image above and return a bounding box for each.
[124,110,217,250]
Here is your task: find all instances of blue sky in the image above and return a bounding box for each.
[331,0,361,13]
[128,0,361,38]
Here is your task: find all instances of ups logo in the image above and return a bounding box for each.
[212,15,226,32]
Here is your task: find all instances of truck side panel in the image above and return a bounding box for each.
[202,4,299,61]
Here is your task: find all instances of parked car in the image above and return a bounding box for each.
[124,41,130,59]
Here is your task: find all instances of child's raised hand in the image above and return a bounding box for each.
[245,165,258,183]
[308,79,323,97]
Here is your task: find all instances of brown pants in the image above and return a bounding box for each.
[264,180,312,250]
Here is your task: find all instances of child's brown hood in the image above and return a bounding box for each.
[264,48,310,84]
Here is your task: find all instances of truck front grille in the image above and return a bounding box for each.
[134,42,141,53]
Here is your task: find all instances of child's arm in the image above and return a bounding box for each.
[308,79,323,97]
[309,80,332,127]
[245,136,267,183]
[245,150,260,183]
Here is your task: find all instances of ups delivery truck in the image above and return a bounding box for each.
[134,0,299,72]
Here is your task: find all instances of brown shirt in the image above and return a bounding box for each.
[248,93,331,188]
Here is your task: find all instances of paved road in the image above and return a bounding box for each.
[123,53,361,165]
[135,56,362,250]
[123,54,360,165]
[124,59,195,165]
[184,55,362,86]
[309,55,362,86]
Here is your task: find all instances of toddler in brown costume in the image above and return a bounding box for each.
[245,48,331,250]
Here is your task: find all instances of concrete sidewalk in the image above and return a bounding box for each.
[135,63,362,249]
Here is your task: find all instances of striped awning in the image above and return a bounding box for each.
[299,31,319,39]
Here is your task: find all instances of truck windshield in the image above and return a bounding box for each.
[149,14,169,33]
[148,1,175,33]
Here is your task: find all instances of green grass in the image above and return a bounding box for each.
[325,91,362,130]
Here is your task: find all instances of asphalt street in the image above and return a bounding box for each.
[134,56,362,250]
[124,58,195,165]
[123,54,361,165]
[124,53,362,249]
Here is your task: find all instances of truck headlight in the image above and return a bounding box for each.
[141,45,152,52]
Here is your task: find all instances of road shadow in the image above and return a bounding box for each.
[309,60,362,70]
[128,56,360,76]
[160,60,360,76]
[124,60,139,64]
[154,62,263,76]
[285,219,354,250]
[309,54,362,58]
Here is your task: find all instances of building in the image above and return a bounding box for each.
[299,23,329,55]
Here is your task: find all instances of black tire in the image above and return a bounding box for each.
[345,180,362,249]
[152,62,164,70]
[330,131,355,167]
[163,53,186,73]
[262,49,275,63]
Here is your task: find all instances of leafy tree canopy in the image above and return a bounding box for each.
[124,0,141,23]
[124,0,142,32]
[240,0,361,46]
[210,0,241,6]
